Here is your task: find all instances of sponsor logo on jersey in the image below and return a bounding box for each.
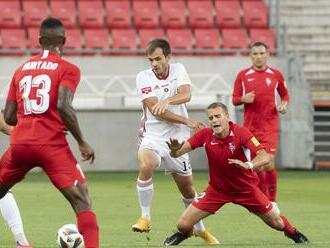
[251,137,260,146]
[141,87,152,94]
[154,85,160,90]
[266,77,272,86]
[229,142,235,154]
[247,78,255,82]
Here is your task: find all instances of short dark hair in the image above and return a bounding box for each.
[250,41,268,50]
[146,39,171,56]
[40,17,64,36]
[39,17,65,47]
[207,102,228,114]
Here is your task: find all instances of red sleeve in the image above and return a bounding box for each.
[276,71,289,102]
[60,63,80,93]
[240,127,264,154]
[188,128,208,149]
[6,76,17,102]
[232,72,243,105]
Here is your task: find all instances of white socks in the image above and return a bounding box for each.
[182,197,205,232]
[137,178,153,220]
[0,192,29,245]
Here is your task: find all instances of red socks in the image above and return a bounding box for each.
[77,210,99,248]
[280,215,296,235]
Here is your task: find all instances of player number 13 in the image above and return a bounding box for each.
[19,74,51,115]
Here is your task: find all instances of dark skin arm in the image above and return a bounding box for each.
[57,85,95,164]
[0,112,12,135]
[4,100,17,126]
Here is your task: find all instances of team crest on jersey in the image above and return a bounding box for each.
[266,77,272,86]
[141,87,152,94]
[154,85,160,90]
[229,142,235,154]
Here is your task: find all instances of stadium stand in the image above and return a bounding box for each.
[22,0,49,28]
[215,0,241,29]
[27,27,40,50]
[111,29,137,51]
[64,28,82,53]
[194,29,222,50]
[105,0,131,29]
[187,0,214,29]
[139,29,165,49]
[133,0,159,29]
[78,0,104,28]
[242,1,268,28]
[160,0,187,29]
[1,29,26,54]
[222,29,248,53]
[167,29,193,51]
[250,28,276,51]
[84,29,110,52]
[0,0,21,28]
[50,0,77,28]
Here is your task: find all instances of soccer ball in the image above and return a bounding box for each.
[56,224,85,248]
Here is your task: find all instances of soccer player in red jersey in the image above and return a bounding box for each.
[232,42,289,203]
[0,18,99,248]
[163,102,308,246]
[0,113,32,248]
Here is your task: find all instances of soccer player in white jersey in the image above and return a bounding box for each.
[132,39,219,245]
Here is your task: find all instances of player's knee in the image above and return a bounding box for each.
[268,215,283,230]
[138,162,154,176]
[181,189,196,199]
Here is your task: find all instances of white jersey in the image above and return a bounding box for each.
[136,63,191,141]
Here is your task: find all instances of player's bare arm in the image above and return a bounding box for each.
[151,84,191,115]
[0,112,12,135]
[57,85,95,164]
[241,91,256,104]
[278,100,288,114]
[228,149,271,171]
[166,138,192,158]
[144,96,205,131]
[3,100,17,126]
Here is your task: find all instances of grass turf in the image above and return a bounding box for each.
[0,170,329,247]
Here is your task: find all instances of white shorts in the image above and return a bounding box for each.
[138,136,192,176]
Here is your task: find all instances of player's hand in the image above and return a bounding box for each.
[151,99,170,115]
[79,141,95,164]
[278,101,288,114]
[166,138,184,157]
[241,91,255,104]
[186,119,207,133]
[228,159,251,170]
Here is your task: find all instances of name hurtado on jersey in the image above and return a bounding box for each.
[22,61,58,71]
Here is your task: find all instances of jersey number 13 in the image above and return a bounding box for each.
[19,74,51,115]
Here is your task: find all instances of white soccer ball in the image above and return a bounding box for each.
[56,224,85,248]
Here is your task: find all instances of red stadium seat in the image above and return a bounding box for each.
[78,0,104,28]
[27,28,40,50]
[242,1,268,28]
[160,0,187,29]
[249,28,276,50]
[63,28,82,54]
[111,29,137,50]
[167,29,193,51]
[195,29,222,50]
[105,0,131,29]
[133,1,159,29]
[22,0,49,27]
[1,29,26,55]
[50,0,77,28]
[187,0,214,28]
[84,29,110,52]
[139,29,165,49]
[222,29,248,52]
[215,0,241,28]
[0,0,21,28]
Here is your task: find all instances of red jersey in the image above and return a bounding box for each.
[232,66,289,134]
[7,50,80,145]
[188,122,263,193]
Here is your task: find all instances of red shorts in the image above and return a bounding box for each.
[254,132,278,155]
[0,145,86,189]
[192,185,272,214]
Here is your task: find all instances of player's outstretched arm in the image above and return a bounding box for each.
[3,100,17,126]
[278,100,288,114]
[228,149,271,171]
[57,85,95,164]
[151,85,191,115]
[166,138,192,158]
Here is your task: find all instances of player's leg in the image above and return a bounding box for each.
[163,205,211,246]
[132,147,160,232]
[172,173,219,245]
[0,191,32,247]
[0,147,32,247]
[265,156,277,202]
[41,145,99,248]
[60,183,99,248]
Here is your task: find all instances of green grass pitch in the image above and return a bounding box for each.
[0,171,329,247]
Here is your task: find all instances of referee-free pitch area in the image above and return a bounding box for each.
[0,171,329,248]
